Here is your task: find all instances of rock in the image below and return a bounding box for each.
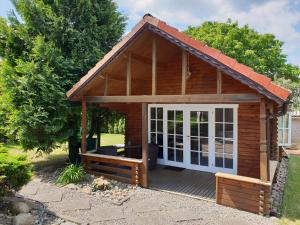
[92,177,112,191]
[13,213,35,225]
[11,202,30,214]
[65,183,78,190]
[81,186,92,195]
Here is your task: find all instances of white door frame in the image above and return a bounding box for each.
[148,104,238,174]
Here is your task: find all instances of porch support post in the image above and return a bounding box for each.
[142,103,148,187]
[181,50,187,95]
[260,98,268,182]
[126,53,131,96]
[217,70,222,94]
[81,97,87,153]
[152,37,156,95]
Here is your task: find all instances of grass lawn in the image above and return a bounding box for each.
[1,133,125,167]
[280,156,300,225]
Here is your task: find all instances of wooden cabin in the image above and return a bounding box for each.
[67,14,291,215]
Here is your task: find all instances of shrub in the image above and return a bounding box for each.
[56,164,85,185]
[0,145,32,197]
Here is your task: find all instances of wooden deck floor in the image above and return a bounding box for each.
[149,166,216,201]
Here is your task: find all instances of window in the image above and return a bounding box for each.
[150,107,164,158]
[215,108,234,169]
[278,113,291,146]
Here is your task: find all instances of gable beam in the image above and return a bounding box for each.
[126,53,131,96]
[182,50,187,95]
[152,37,157,95]
[217,70,222,94]
[86,93,261,103]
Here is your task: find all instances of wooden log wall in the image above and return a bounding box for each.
[216,173,271,215]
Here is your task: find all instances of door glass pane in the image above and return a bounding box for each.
[225,108,233,122]
[168,148,174,161]
[224,154,233,169]
[190,112,198,123]
[168,121,174,133]
[191,137,198,151]
[200,123,208,137]
[191,152,199,165]
[215,108,223,122]
[157,133,163,146]
[215,139,223,153]
[224,140,233,154]
[176,111,183,121]
[176,150,183,162]
[200,111,208,122]
[225,124,233,138]
[157,120,163,133]
[200,152,209,166]
[191,123,198,136]
[200,138,209,152]
[151,108,156,119]
[215,123,223,137]
[215,154,223,167]
[151,120,156,132]
[151,133,156,143]
[158,147,163,158]
[175,135,183,149]
[168,110,174,120]
[176,122,183,134]
[168,135,174,147]
[157,108,163,119]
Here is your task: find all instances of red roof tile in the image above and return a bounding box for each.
[67,14,291,103]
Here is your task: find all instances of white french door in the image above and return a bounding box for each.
[148,104,238,174]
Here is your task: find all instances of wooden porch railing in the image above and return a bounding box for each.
[81,153,144,186]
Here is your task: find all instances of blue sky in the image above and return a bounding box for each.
[1,0,300,66]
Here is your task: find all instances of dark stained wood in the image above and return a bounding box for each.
[81,153,143,185]
[86,94,261,103]
[81,98,87,153]
[216,173,271,215]
[126,53,131,96]
[217,70,222,94]
[142,103,148,187]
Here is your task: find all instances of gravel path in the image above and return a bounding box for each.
[19,179,279,225]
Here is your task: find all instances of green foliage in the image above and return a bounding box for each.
[56,164,85,185]
[280,156,300,222]
[0,144,32,197]
[274,78,300,110]
[0,0,126,153]
[185,20,300,81]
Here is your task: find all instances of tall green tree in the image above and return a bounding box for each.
[185,21,300,109]
[0,0,126,162]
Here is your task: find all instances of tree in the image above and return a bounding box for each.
[0,0,126,162]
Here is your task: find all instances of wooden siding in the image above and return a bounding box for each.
[216,173,271,215]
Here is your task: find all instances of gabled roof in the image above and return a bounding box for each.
[67,14,291,105]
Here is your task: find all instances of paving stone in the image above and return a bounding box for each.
[90,206,125,222]
[32,190,63,203]
[130,199,162,213]
[19,184,39,196]
[126,212,169,225]
[222,218,251,225]
[59,199,91,211]
[167,208,204,222]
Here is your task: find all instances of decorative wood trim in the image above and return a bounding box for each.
[104,74,108,96]
[126,53,131,96]
[217,70,222,94]
[81,98,87,153]
[142,103,148,187]
[86,94,261,103]
[152,37,157,95]
[215,173,271,186]
[260,99,268,182]
[182,50,187,95]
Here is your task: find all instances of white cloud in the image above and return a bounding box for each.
[115,0,300,65]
